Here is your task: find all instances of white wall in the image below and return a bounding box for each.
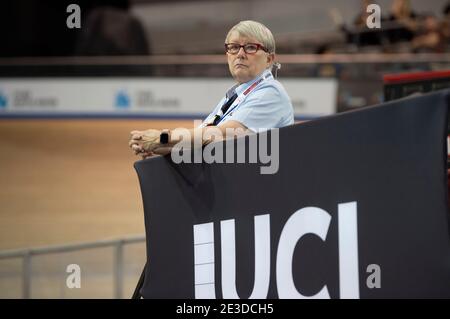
[132,0,448,32]
[130,0,448,53]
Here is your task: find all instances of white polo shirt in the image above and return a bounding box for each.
[202,69,294,132]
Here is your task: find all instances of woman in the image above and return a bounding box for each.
[129,20,294,158]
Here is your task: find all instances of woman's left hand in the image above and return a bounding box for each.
[129,129,172,158]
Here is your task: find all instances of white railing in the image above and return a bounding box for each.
[0,234,146,299]
[0,53,449,66]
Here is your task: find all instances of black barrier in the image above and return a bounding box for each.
[134,90,450,299]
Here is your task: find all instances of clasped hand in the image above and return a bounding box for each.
[129,129,171,159]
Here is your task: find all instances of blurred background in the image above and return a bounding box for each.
[0,0,449,298]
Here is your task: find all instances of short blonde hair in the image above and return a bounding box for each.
[225,20,276,54]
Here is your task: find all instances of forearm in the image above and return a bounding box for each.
[130,121,250,158]
[168,122,249,147]
[168,127,223,147]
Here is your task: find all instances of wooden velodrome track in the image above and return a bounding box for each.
[0,119,192,250]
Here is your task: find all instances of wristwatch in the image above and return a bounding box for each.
[159,129,170,144]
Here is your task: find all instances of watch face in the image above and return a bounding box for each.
[160,132,169,144]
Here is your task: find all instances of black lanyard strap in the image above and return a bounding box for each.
[211,92,238,126]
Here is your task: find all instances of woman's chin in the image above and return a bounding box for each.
[233,72,251,84]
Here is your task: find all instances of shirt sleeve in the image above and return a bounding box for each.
[223,85,290,132]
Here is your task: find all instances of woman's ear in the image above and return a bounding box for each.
[267,53,275,66]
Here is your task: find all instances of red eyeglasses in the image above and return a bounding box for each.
[224,43,269,54]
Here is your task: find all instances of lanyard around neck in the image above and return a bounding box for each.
[213,70,273,125]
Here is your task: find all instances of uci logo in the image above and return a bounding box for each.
[193,201,361,299]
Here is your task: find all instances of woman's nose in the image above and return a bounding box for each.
[236,46,247,58]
